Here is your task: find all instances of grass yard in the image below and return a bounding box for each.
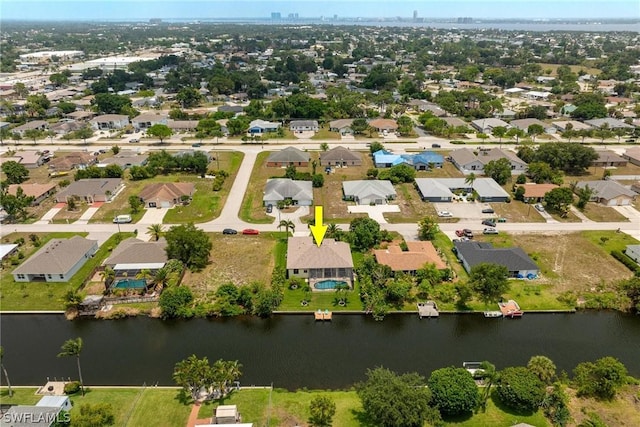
[0,232,132,311]
[384,183,439,223]
[126,388,192,427]
[567,385,640,427]
[580,203,630,222]
[310,126,341,140]
[51,202,88,223]
[478,231,636,298]
[416,162,465,179]
[279,282,363,312]
[239,151,282,223]
[182,232,282,300]
[492,201,546,223]
[536,62,601,76]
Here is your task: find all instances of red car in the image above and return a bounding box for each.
[242,229,260,235]
[455,229,465,237]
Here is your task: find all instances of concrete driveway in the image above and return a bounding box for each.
[613,205,640,222]
[35,204,64,224]
[433,202,495,220]
[347,204,400,223]
[74,202,104,225]
[138,207,170,224]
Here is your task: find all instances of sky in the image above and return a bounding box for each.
[1,0,639,21]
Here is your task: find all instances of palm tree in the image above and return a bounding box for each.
[147,224,164,241]
[278,220,289,233]
[326,223,340,239]
[100,266,116,291]
[58,338,85,396]
[152,268,169,290]
[0,346,12,397]
[464,173,477,189]
[478,361,498,411]
[136,269,152,286]
[286,220,295,234]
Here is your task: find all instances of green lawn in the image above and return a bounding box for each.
[582,230,640,253]
[0,232,133,311]
[310,127,341,140]
[126,388,192,427]
[239,151,276,224]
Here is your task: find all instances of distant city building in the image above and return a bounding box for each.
[271,12,281,19]
[413,10,418,20]
[457,17,473,23]
[149,18,162,24]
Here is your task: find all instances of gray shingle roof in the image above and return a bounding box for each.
[263,179,313,202]
[103,237,168,266]
[454,241,539,272]
[267,147,310,163]
[13,236,97,275]
[56,178,122,199]
[342,180,396,201]
[575,180,636,200]
[320,146,361,162]
[415,178,510,200]
[286,237,353,270]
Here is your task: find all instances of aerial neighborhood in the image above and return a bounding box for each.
[0,16,639,427]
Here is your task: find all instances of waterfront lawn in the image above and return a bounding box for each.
[127,388,192,427]
[0,387,41,405]
[183,232,282,299]
[447,391,550,427]
[0,232,133,311]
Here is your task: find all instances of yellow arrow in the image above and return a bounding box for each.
[309,206,328,247]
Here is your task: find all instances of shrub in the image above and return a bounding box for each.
[611,250,640,273]
[64,381,81,395]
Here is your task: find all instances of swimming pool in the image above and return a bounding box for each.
[112,279,147,289]
[314,280,348,290]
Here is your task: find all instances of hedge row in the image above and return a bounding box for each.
[611,250,640,273]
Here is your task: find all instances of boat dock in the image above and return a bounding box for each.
[314,310,332,321]
[498,300,523,318]
[417,301,439,318]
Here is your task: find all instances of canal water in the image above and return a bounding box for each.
[1,312,639,390]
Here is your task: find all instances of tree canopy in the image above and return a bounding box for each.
[497,366,546,413]
[573,357,628,400]
[427,367,479,416]
[1,161,29,184]
[165,223,212,270]
[469,263,510,305]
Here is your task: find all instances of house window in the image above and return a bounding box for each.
[59,274,64,279]
[303,270,307,273]
[293,269,299,274]
[47,274,52,279]
[17,274,25,279]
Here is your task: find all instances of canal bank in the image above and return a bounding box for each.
[1,311,639,390]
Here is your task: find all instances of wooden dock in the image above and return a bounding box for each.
[314,310,332,321]
[417,301,439,318]
[498,300,523,318]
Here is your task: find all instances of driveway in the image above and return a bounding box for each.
[347,204,400,223]
[74,202,104,225]
[35,202,65,224]
[433,202,495,220]
[612,205,640,222]
[138,207,170,224]
[294,131,315,139]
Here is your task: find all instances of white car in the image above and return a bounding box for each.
[534,203,545,212]
[437,211,453,218]
[483,227,499,235]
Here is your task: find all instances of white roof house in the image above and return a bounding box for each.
[342,180,396,205]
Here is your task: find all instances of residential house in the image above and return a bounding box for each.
[249,119,280,134]
[138,182,195,208]
[266,147,310,167]
[290,120,319,133]
[66,110,95,121]
[552,120,592,132]
[329,119,354,135]
[98,152,148,169]
[5,150,46,168]
[49,120,83,135]
[592,150,628,167]
[518,183,559,203]
[8,183,57,205]
[574,181,636,206]
[470,118,510,133]
[412,151,444,170]
[374,241,447,274]
[509,118,554,134]
[167,119,199,132]
[453,240,539,278]
[441,117,469,128]
[369,118,398,133]
[263,179,313,206]
[494,109,517,120]
[407,100,446,116]
[585,118,635,130]
[622,147,640,166]
[450,148,528,175]
[55,178,123,203]
[103,237,168,278]
[560,104,577,117]
[286,237,354,288]
[48,152,96,171]
[0,243,19,261]
[523,91,552,100]
[89,114,130,130]
[342,180,396,205]
[218,104,244,114]
[36,396,72,412]
[373,150,408,168]
[11,120,48,136]
[415,178,511,202]
[13,236,98,282]
[131,112,168,131]
[625,245,640,264]
[319,146,362,167]
[631,181,640,194]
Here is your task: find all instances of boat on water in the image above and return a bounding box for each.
[484,311,503,318]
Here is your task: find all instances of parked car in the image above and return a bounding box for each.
[113,215,132,224]
[455,229,465,237]
[431,143,441,148]
[483,227,499,235]
[534,203,545,212]
[463,229,473,238]
[222,228,237,235]
[242,229,260,235]
[129,138,139,143]
[481,208,495,214]
[266,204,273,213]
[482,219,496,227]
[437,210,453,217]
[191,143,202,147]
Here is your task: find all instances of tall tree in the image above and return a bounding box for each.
[527,355,557,385]
[58,337,85,396]
[498,366,546,412]
[173,355,214,402]
[165,223,212,270]
[1,161,29,184]
[464,172,477,188]
[544,187,574,217]
[573,357,628,400]
[427,367,479,416]
[146,124,173,143]
[469,263,510,305]
[147,224,164,241]
[417,216,439,241]
[483,158,512,185]
[308,396,336,427]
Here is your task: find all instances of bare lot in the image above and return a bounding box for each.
[182,232,282,300]
[581,203,630,222]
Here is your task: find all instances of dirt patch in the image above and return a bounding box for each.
[507,233,634,294]
[272,407,304,427]
[567,385,640,427]
[183,234,278,299]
